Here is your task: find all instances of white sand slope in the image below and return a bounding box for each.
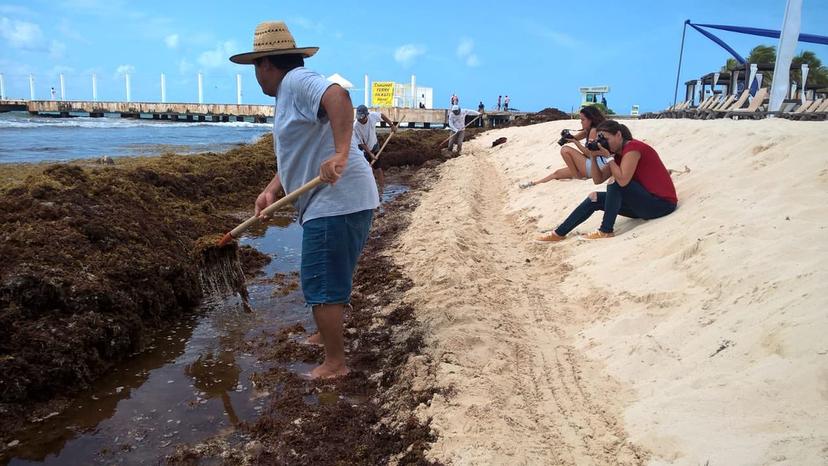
[394,119,828,465]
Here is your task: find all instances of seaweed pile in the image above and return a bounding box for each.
[0,136,276,427]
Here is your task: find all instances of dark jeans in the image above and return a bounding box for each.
[362,143,380,165]
[554,180,676,236]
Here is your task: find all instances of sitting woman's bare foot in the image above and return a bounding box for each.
[305,332,323,346]
[307,362,350,380]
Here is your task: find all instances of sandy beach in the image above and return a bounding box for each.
[2,116,826,464]
[393,119,828,464]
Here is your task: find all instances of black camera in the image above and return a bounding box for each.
[557,129,573,146]
[586,134,610,151]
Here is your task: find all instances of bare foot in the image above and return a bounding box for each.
[304,332,323,346]
[306,363,350,380]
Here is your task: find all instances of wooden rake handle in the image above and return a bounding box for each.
[371,114,405,167]
[437,115,481,147]
[218,176,325,246]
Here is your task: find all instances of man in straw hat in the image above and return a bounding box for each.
[231,21,379,379]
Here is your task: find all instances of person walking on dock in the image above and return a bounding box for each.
[230,20,378,380]
[504,95,510,111]
[497,95,502,111]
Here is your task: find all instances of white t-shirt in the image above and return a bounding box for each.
[353,112,382,150]
[273,67,379,225]
[448,109,479,132]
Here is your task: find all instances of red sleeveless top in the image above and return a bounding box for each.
[617,139,677,204]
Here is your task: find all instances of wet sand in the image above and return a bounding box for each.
[1,128,458,464]
[165,166,442,464]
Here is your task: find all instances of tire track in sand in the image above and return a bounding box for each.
[395,152,647,465]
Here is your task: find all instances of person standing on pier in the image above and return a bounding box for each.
[497,95,502,111]
[504,95,510,111]
[50,87,56,100]
[230,21,378,380]
[353,104,395,194]
[477,101,485,127]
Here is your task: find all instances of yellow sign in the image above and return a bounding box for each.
[371,81,395,107]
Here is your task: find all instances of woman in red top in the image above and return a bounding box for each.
[537,120,677,241]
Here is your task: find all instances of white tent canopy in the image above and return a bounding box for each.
[326,73,354,89]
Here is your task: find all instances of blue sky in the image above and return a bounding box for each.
[1,0,827,113]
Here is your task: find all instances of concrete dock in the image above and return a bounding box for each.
[0,99,524,127]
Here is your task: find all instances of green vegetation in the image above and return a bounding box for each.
[721,45,828,89]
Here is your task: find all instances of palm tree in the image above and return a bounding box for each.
[721,58,739,72]
[721,46,828,91]
[747,45,777,65]
[792,51,828,89]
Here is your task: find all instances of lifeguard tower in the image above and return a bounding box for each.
[579,85,610,107]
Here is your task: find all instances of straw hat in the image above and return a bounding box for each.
[229,21,318,65]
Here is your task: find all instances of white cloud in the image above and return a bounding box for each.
[57,19,91,44]
[456,37,480,67]
[165,33,179,49]
[116,64,135,76]
[394,44,426,67]
[49,40,67,59]
[456,38,474,58]
[0,17,44,49]
[197,41,238,69]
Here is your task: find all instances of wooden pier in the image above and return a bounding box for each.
[0,100,276,122]
[0,99,524,127]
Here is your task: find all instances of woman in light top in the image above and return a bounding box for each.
[520,105,608,187]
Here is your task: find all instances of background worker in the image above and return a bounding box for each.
[353,104,395,195]
[446,104,480,155]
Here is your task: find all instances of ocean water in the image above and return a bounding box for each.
[0,112,272,164]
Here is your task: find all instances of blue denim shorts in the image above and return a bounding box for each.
[300,209,373,306]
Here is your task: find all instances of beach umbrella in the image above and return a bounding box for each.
[769,0,803,112]
[748,64,758,96]
[326,73,354,89]
[751,73,765,101]
[800,63,809,103]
